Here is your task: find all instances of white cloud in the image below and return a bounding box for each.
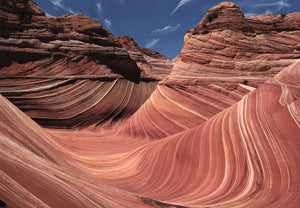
[145,39,159,49]
[49,0,76,15]
[172,0,193,15]
[67,8,76,15]
[104,19,112,29]
[255,0,290,10]
[265,9,273,14]
[244,12,258,17]
[153,24,181,33]
[96,2,104,16]
[245,1,290,17]
[95,1,112,30]
[45,12,53,17]
[50,0,64,10]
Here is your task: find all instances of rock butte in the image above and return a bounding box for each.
[0,0,299,207]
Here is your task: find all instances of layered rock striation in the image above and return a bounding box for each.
[0,1,300,208]
[0,0,171,128]
[116,36,167,60]
[174,2,300,77]
[117,2,300,139]
[1,54,299,208]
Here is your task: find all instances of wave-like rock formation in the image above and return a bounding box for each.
[1,59,300,208]
[0,0,171,128]
[107,61,300,207]
[117,2,300,139]
[175,2,300,77]
[1,1,300,207]
[115,36,173,78]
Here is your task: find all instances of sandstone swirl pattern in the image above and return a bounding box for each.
[117,3,300,139]
[1,59,299,208]
[0,1,300,208]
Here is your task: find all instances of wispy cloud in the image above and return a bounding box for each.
[172,0,193,15]
[96,2,104,16]
[95,1,112,30]
[245,0,290,17]
[244,12,259,17]
[45,12,53,17]
[254,0,290,10]
[50,0,65,9]
[265,9,273,14]
[49,0,77,15]
[67,8,76,15]
[104,19,112,29]
[145,39,159,49]
[153,24,181,33]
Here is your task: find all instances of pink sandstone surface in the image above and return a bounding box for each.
[0,1,300,208]
[117,2,300,139]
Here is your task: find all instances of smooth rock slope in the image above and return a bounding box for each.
[0,0,170,129]
[0,1,300,208]
[117,2,300,139]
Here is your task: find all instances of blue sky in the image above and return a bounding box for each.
[35,0,299,58]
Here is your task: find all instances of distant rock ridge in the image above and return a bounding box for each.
[0,1,300,208]
[117,2,300,139]
[116,36,167,60]
[0,0,169,81]
[0,0,172,128]
[172,2,300,78]
[192,2,300,35]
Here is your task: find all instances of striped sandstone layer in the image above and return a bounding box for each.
[0,1,300,207]
[117,2,300,139]
[1,58,299,208]
[0,0,170,129]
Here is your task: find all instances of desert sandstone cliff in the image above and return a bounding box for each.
[0,1,300,208]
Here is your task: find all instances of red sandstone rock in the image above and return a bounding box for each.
[0,0,171,128]
[176,2,300,76]
[0,1,300,208]
[116,36,167,60]
[0,0,168,79]
[115,36,173,78]
[117,2,300,139]
[1,59,299,208]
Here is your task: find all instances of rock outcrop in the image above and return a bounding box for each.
[117,2,300,139]
[174,2,300,77]
[1,55,299,208]
[0,1,300,208]
[116,36,167,60]
[0,0,171,128]
[116,36,173,78]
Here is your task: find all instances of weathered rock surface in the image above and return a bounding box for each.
[0,1,300,208]
[0,0,171,128]
[116,36,173,78]
[1,59,299,208]
[174,2,300,77]
[116,36,167,60]
[112,61,300,207]
[118,2,300,139]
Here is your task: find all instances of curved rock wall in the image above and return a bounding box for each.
[117,2,300,139]
[174,2,300,77]
[0,1,300,208]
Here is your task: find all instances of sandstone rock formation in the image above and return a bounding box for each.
[0,1,300,208]
[116,36,167,60]
[117,2,300,139]
[116,36,173,78]
[0,0,170,128]
[175,2,300,77]
[1,59,299,208]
